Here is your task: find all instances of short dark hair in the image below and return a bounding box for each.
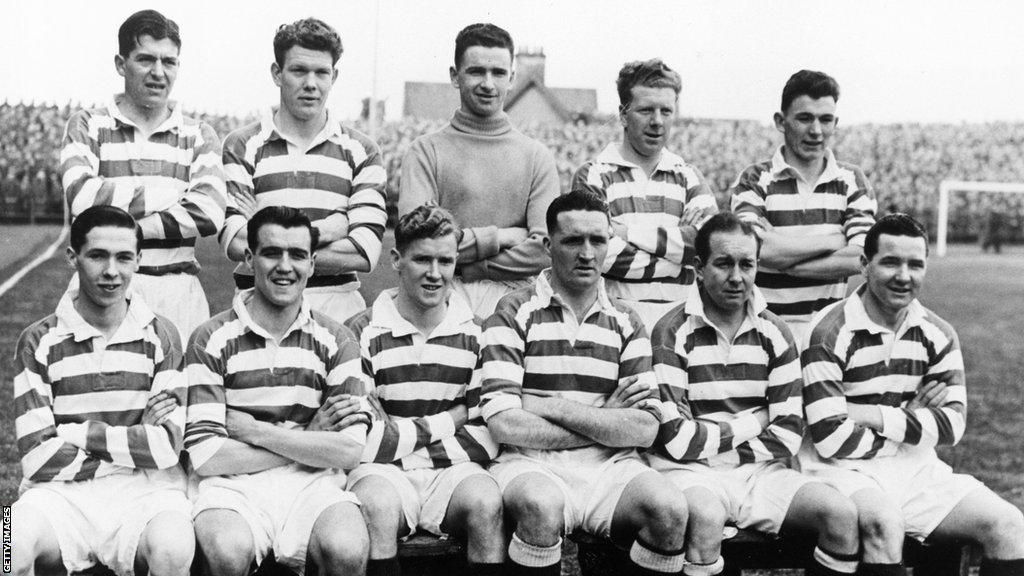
[546,191,609,235]
[694,212,760,264]
[395,205,461,252]
[118,10,181,57]
[780,70,840,113]
[863,213,929,260]
[273,18,343,67]
[70,206,142,252]
[454,23,513,68]
[616,59,682,107]
[247,206,316,252]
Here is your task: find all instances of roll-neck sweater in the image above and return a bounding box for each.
[399,109,559,282]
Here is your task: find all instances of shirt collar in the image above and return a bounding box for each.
[595,142,688,173]
[844,284,927,335]
[54,289,155,343]
[683,282,768,327]
[259,107,343,149]
[769,145,842,184]
[231,289,313,340]
[107,94,184,133]
[534,269,614,315]
[369,288,476,338]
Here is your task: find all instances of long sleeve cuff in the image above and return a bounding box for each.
[879,405,906,440]
[56,422,89,449]
[471,226,501,260]
[220,215,248,257]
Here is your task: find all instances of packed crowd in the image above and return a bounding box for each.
[2,100,1022,242]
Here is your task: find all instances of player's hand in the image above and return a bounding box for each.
[680,205,714,229]
[142,391,179,426]
[604,375,653,409]
[307,394,370,432]
[231,189,259,219]
[610,221,629,239]
[225,409,262,441]
[749,216,775,240]
[907,379,950,410]
[497,227,529,249]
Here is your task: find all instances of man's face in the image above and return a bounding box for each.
[548,210,609,294]
[393,234,458,312]
[245,224,314,309]
[115,35,179,111]
[862,233,927,318]
[450,45,513,119]
[696,230,758,316]
[620,85,677,159]
[273,46,337,124]
[774,95,837,167]
[68,226,139,310]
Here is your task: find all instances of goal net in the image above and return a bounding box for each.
[936,180,1024,256]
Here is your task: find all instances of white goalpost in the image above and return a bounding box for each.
[936,180,1024,256]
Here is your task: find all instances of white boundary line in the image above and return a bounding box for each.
[0,225,69,299]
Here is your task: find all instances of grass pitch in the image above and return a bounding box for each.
[1,231,1021,521]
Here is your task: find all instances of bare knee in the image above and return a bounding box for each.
[456,477,503,534]
[859,506,905,552]
[816,495,859,544]
[504,479,564,544]
[352,477,403,537]
[194,511,253,576]
[310,505,369,576]
[684,494,726,563]
[137,513,195,576]
[976,505,1024,557]
[635,481,688,541]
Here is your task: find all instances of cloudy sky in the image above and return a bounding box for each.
[3,0,1022,124]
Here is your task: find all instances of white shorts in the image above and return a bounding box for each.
[807,447,983,541]
[68,272,208,346]
[347,462,493,537]
[453,277,533,318]
[15,470,191,576]
[304,285,366,324]
[192,464,359,575]
[490,453,653,538]
[658,460,813,534]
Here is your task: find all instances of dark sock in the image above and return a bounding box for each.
[807,545,859,576]
[466,561,506,576]
[857,562,906,576]
[507,560,560,576]
[980,558,1024,576]
[367,557,401,576]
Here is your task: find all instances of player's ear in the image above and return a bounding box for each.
[391,248,402,271]
[542,236,550,250]
[449,66,459,89]
[271,62,282,87]
[66,246,77,269]
[773,111,786,133]
[244,247,254,268]
[114,54,126,78]
[860,252,869,269]
[618,104,628,127]
[694,256,705,283]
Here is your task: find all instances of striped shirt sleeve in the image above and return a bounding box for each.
[617,309,662,420]
[217,129,255,251]
[876,325,967,448]
[479,306,527,421]
[183,324,228,470]
[841,165,877,247]
[56,319,186,469]
[13,324,102,482]
[342,136,388,271]
[802,341,888,459]
[728,164,768,222]
[737,322,805,460]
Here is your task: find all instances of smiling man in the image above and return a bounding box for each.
[399,23,559,317]
[219,17,387,323]
[648,213,863,576]
[729,70,876,342]
[572,59,717,328]
[801,214,1024,576]
[11,206,192,576]
[187,206,371,576]
[344,206,504,576]
[60,10,226,344]
[480,191,689,576]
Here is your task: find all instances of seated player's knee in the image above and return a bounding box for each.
[504,478,565,539]
[816,494,859,544]
[975,503,1024,556]
[194,511,254,576]
[686,495,726,534]
[11,505,61,576]
[352,477,403,536]
[858,505,905,551]
[638,480,688,538]
[311,505,369,576]
[138,513,195,576]
[457,476,504,534]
